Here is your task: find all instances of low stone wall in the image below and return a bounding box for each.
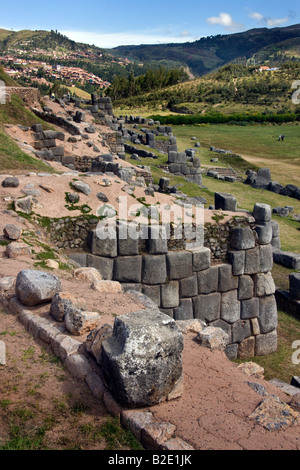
[31,108,81,135]
[6,87,40,105]
[57,218,277,360]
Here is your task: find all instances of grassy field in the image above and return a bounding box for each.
[173,123,300,187]
[0,94,55,173]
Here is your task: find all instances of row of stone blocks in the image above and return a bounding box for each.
[32,124,65,161]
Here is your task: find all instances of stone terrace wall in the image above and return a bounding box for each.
[58,214,277,360]
[6,87,40,105]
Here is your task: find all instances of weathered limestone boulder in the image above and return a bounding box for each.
[65,309,101,336]
[50,292,87,322]
[249,395,300,431]
[71,180,92,196]
[6,242,32,259]
[101,308,184,407]
[1,176,19,188]
[15,270,61,306]
[3,224,22,240]
[215,193,237,212]
[86,324,113,364]
[196,326,229,350]
[73,267,103,284]
[14,196,32,214]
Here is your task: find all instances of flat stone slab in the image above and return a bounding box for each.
[273,251,300,270]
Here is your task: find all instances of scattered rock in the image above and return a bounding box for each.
[250,395,300,431]
[92,280,123,294]
[45,259,59,270]
[50,292,87,322]
[71,180,92,196]
[86,324,113,364]
[96,192,109,203]
[65,309,101,336]
[3,224,22,240]
[14,196,32,214]
[195,326,229,350]
[237,361,264,379]
[67,192,80,204]
[15,269,61,306]
[6,242,32,259]
[73,267,103,284]
[1,176,19,188]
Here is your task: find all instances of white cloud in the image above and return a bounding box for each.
[60,29,198,49]
[206,12,243,31]
[266,17,289,27]
[248,11,289,28]
[249,12,264,22]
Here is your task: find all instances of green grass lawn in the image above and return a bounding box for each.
[235,310,300,383]
[0,127,54,173]
[173,123,300,187]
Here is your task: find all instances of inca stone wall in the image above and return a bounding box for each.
[58,205,278,360]
[6,87,40,105]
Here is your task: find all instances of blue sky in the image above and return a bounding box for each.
[0,0,299,48]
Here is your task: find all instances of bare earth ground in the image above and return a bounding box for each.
[0,100,300,451]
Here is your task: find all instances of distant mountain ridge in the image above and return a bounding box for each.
[113,24,300,76]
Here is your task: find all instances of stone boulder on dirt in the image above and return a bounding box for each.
[50,292,87,322]
[101,308,184,407]
[71,180,92,196]
[65,309,101,336]
[6,242,32,259]
[15,270,61,306]
[1,176,19,188]
[3,224,22,240]
[14,196,32,214]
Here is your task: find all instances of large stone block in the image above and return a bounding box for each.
[166,252,193,280]
[241,298,259,319]
[147,225,168,255]
[221,290,240,324]
[190,247,211,272]
[174,299,194,320]
[259,245,273,273]
[87,229,117,258]
[215,193,237,212]
[228,251,245,276]
[255,330,277,356]
[230,227,255,250]
[218,264,239,292]
[142,255,167,285]
[238,275,254,301]
[231,320,251,343]
[101,309,184,407]
[114,256,142,283]
[87,254,114,280]
[290,273,300,300]
[142,285,161,306]
[255,222,273,245]
[15,270,61,306]
[161,281,179,309]
[179,275,198,298]
[197,266,219,294]
[193,293,221,323]
[254,273,276,297]
[117,223,140,256]
[259,295,278,334]
[253,203,272,223]
[244,247,260,274]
